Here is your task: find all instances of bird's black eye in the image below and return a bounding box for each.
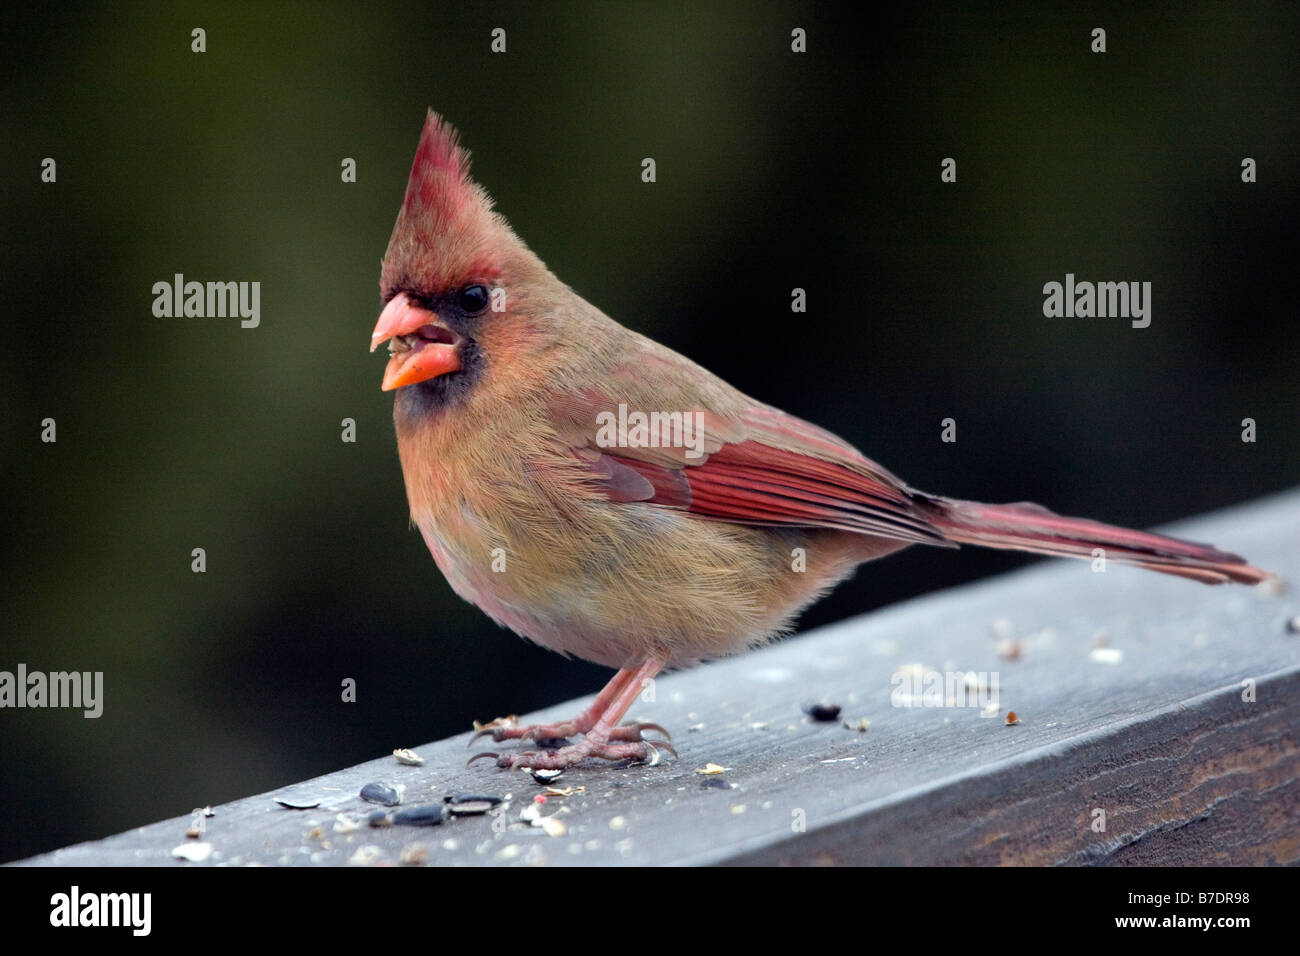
[458,284,490,315]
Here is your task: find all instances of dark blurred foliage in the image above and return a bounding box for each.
[0,2,1295,861]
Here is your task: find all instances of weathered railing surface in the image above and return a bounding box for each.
[16,490,1299,866]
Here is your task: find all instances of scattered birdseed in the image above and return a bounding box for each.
[444,793,502,816]
[360,782,404,806]
[367,810,393,828]
[399,843,429,865]
[539,816,567,838]
[473,715,518,732]
[446,791,503,805]
[334,812,363,833]
[392,805,447,827]
[1286,616,1300,634]
[1258,576,1287,598]
[842,717,870,732]
[696,763,728,775]
[608,816,628,831]
[1089,647,1124,665]
[982,703,1000,718]
[803,702,842,722]
[1005,711,1020,726]
[996,639,1023,661]
[393,748,424,766]
[526,767,565,784]
[348,845,384,866]
[688,723,707,732]
[172,842,213,863]
[544,786,583,797]
[274,795,322,810]
[730,804,747,815]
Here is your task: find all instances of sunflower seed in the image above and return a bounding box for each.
[274,795,322,810]
[360,782,404,806]
[444,793,502,815]
[392,804,447,827]
[803,701,842,722]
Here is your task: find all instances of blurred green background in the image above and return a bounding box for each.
[1,1,1296,862]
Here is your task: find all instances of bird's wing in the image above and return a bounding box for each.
[545,342,948,546]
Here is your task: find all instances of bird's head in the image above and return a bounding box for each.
[371,110,552,397]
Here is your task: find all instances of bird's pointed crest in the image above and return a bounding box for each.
[382,110,506,296]
[403,110,478,219]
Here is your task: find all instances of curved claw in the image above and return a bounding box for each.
[622,721,672,741]
[466,751,500,766]
[468,729,496,747]
[644,739,678,759]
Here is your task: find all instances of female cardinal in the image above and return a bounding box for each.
[371,110,1270,770]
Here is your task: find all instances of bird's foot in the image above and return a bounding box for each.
[470,719,670,748]
[467,661,671,771]
[469,733,676,770]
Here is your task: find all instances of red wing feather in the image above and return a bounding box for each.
[562,394,1273,584]
[572,401,948,545]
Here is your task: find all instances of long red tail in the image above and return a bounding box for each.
[915,495,1272,585]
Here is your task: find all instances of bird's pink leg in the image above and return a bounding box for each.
[469,659,673,769]
[468,664,669,747]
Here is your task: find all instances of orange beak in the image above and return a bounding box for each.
[370,293,463,391]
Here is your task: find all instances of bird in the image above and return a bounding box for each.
[370,110,1271,770]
